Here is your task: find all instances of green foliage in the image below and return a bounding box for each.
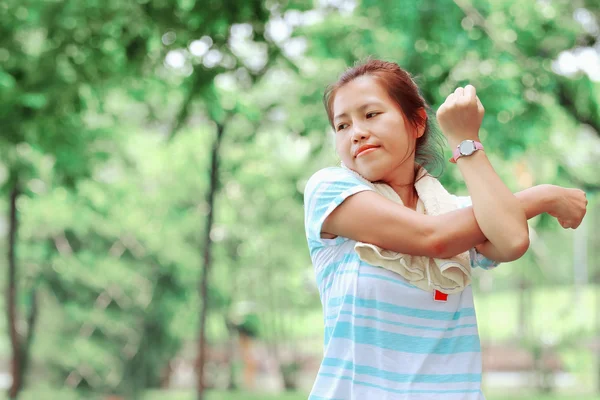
[1,0,599,397]
[1,389,599,400]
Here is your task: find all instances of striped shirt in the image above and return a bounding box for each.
[304,167,499,400]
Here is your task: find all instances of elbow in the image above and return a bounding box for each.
[425,229,452,259]
[500,231,530,262]
[424,220,466,259]
[510,233,531,260]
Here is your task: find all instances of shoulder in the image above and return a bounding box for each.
[304,167,369,200]
[303,166,374,245]
[305,166,356,187]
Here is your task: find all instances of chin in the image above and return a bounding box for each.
[355,166,386,182]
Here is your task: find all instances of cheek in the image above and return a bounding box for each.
[335,135,352,158]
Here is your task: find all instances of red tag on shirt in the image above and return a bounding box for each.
[433,290,448,302]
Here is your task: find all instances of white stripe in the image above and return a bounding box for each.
[330,311,480,338]
[318,365,481,392]
[326,298,478,330]
[323,340,482,376]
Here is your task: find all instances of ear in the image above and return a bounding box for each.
[414,108,427,138]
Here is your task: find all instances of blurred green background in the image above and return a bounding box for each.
[1,0,599,399]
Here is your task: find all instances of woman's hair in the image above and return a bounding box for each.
[323,58,445,178]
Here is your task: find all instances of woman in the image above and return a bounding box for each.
[303,59,587,399]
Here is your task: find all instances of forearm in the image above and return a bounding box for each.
[514,184,557,219]
[453,149,529,259]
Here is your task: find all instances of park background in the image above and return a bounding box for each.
[1,0,600,399]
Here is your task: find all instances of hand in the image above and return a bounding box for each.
[436,85,485,146]
[548,186,588,229]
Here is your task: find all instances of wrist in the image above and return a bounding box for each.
[543,184,562,214]
[450,139,484,163]
[447,137,481,149]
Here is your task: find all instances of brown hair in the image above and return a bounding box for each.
[323,58,445,178]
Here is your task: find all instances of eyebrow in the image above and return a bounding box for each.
[333,102,384,123]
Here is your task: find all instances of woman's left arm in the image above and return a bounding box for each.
[475,184,588,260]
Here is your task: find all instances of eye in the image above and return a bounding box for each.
[336,123,348,131]
[366,112,379,119]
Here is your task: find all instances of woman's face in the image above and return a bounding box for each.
[332,75,421,182]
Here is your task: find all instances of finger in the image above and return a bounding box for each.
[436,101,449,117]
[464,85,476,102]
[476,96,485,113]
[435,104,445,119]
[454,87,464,97]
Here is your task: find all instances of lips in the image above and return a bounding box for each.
[355,144,380,158]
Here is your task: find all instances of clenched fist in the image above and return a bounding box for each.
[548,186,588,229]
[436,85,485,146]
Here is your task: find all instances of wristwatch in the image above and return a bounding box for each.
[450,140,484,163]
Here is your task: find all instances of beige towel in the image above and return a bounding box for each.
[343,165,471,294]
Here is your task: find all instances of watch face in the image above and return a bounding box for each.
[459,140,476,156]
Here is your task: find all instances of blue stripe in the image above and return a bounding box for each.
[327,311,478,332]
[321,357,481,383]
[338,269,359,277]
[323,262,417,296]
[318,372,482,395]
[304,167,357,208]
[330,322,481,354]
[327,295,476,321]
[304,167,340,205]
[316,253,360,287]
[322,268,361,295]
[305,177,330,239]
[309,396,344,400]
[307,179,359,240]
[322,273,354,295]
[320,258,399,297]
[308,238,324,257]
[358,272,416,288]
[321,261,417,297]
[324,325,335,346]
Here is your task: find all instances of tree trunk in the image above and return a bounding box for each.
[7,180,21,399]
[594,202,600,394]
[225,240,241,391]
[517,278,530,339]
[225,319,237,391]
[196,121,226,400]
[19,288,38,390]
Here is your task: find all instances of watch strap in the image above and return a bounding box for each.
[450,140,484,163]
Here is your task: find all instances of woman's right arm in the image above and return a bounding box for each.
[321,190,488,259]
[321,184,587,262]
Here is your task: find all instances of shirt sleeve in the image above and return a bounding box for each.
[303,167,374,251]
[453,195,501,270]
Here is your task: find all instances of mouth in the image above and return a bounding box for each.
[355,145,380,158]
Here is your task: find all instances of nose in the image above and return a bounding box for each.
[351,123,371,143]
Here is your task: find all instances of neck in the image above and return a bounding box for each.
[382,164,419,210]
[391,182,418,210]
